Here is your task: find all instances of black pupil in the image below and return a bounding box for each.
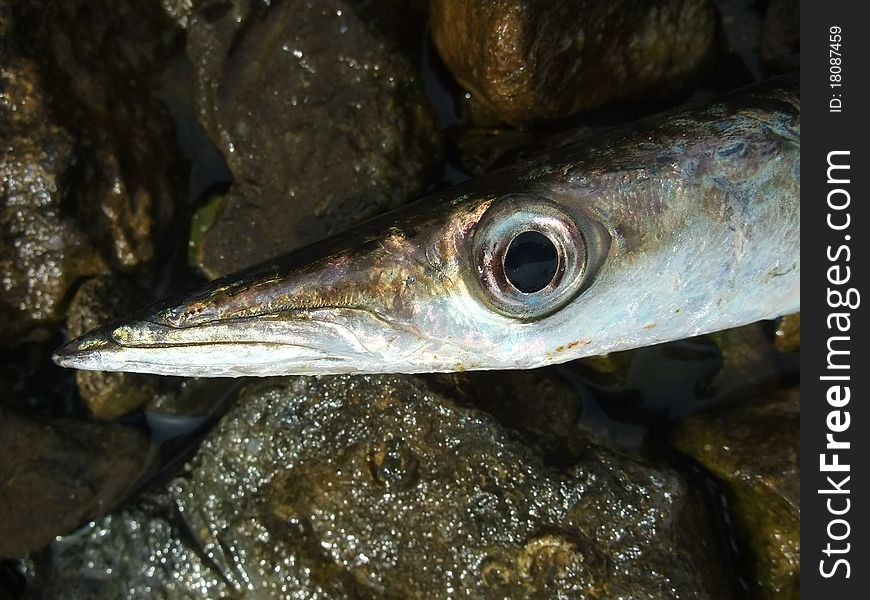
[503,231,558,293]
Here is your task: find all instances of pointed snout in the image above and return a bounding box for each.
[52,229,442,377]
[53,306,410,377]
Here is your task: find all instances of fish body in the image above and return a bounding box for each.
[54,77,800,377]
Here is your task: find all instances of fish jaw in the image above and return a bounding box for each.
[52,309,434,377]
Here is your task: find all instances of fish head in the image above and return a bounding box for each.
[53,186,615,376]
[53,78,801,377]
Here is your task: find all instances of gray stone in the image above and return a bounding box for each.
[66,275,164,420]
[28,375,734,598]
[671,387,800,599]
[431,0,715,124]
[0,56,103,339]
[0,409,150,559]
[184,0,441,277]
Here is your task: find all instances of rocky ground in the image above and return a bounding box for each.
[1,0,799,598]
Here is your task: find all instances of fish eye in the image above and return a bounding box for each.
[472,193,608,320]
[503,231,559,293]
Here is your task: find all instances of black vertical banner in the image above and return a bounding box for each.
[802,1,870,597]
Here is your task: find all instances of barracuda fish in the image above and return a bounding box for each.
[54,77,799,377]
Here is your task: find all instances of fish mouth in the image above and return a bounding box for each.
[53,306,413,377]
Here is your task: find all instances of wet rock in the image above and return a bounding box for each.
[27,0,181,91]
[571,322,791,419]
[0,2,9,50]
[711,0,765,85]
[343,0,430,57]
[427,370,588,463]
[704,322,783,401]
[774,312,800,353]
[18,0,188,271]
[184,0,442,278]
[561,335,722,427]
[28,375,734,598]
[760,0,799,73]
[671,387,799,599]
[2,0,187,341]
[570,351,635,385]
[64,141,163,272]
[430,0,716,124]
[164,0,430,49]
[66,276,164,420]
[556,321,797,431]
[161,0,197,29]
[449,127,538,176]
[0,55,104,339]
[0,408,150,558]
[449,120,606,179]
